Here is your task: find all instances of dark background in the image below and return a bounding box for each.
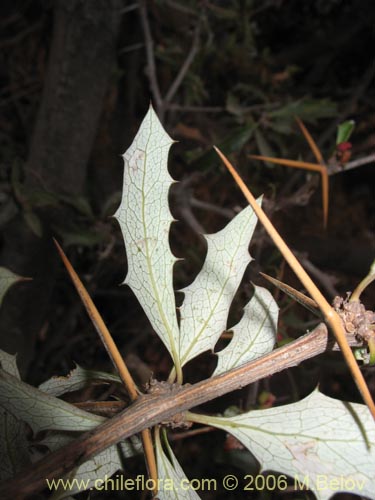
[0,1,374,498]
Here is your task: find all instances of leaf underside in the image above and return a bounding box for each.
[179,202,261,367]
[114,106,180,369]
[115,107,266,373]
[214,285,278,375]
[205,391,375,500]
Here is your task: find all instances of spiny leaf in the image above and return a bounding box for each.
[0,369,104,433]
[41,434,141,499]
[114,106,181,374]
[214,285,278,375]
[202,391,375,500]
[0,349,20,379]
[156,435,200,499]
[39,364,121,397]
[179,203,260,367]
[0,267,29,307]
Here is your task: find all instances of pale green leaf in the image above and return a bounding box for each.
[214,285,278,375]
[0,408,30,481]
[49,445,121,499]
[39,364,121,397]
[0,369,104,433]
[336,120,355,145]
[0,349,20,379]
[0,267,23,307]
[41,433,141,499]
[156,436,200,499]
[204,391,375,500]
[114,106,180,369]
[23,210,43,237]
[179,202,260,367]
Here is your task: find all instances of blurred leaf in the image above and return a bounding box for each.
[23,210,43,237]
[21,189,59,208]
[226,93,245,118]
[336,120,355,145]
[189,120,258,170]
[58,194,93,217]
[101,191,121,217]
[55,227,105,247]
[268,98,337,123]
[254,129,277,168]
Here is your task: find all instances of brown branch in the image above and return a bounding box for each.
[335,153,375,173]
[0,324,331,499]
[139,0,202,122]
[163,20,201,106]
[165,102,280,113]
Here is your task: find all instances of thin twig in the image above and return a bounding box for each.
[165,102,280,113]
[163,0,199,16]
[190,197,235,218]
[336,152,375,173]
[167,104,226,113]
[169,426,216,441]
[0,20,43,50]
[164,21,201,105]
[119,42,144,54]
[138,0,163,114]
[120,3,139,15]
[296,252,339,299]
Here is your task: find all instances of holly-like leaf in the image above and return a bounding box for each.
[0,267,25,307]
[203,391,375,500]
[41,433,141,499]
[214,286,278,375]
[0,350,20,379]
[178,202,260,367]
[0,369,104,433]
[39,363,121,397]
[114,106,181,371]
[156,435,200,500]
